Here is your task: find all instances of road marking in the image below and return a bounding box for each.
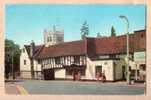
[16,85,29,95]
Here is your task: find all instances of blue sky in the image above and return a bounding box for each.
[5,4,146,47]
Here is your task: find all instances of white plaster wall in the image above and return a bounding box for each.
[33,60,42,71]
[129,60,137,70]
[55,69,65,79]
[85,57,114,81]
[114,60,125,80]
[20,71,31,79]
[20,48,31,71]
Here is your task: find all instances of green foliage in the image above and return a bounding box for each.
[5,39,21,79]
[111,26,116,36]
[80,21,89,39]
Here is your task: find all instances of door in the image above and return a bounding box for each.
[43,69,55,80]
[95,66,102,78]
[122,65,126,80]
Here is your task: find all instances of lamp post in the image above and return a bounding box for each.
[119,15,130,84]
[11,51,15,80]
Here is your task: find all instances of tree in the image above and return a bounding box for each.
[111,26,116,36]
[80,21,89,39]
[5,39,21,79]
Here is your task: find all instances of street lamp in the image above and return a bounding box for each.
[119,15,130,84]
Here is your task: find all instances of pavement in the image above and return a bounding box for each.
[5,79,146,95]
[5,79,29,95]
[5,82,20,94]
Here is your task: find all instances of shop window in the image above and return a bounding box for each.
[65,68,85,76]
[95,66,102,77]
[140,64,146,71]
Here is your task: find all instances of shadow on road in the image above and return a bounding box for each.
[5,79,24,83]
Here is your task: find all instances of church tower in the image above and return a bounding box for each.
[44,25,64,47]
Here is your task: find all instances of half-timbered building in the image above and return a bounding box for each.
[20,29,146,81]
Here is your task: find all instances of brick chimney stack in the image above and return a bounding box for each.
[30,40,35,79]
[30,40,35,58]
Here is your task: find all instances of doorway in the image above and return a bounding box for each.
[43,69,55,80]
[95,66,102,78]
[122,65,126,80]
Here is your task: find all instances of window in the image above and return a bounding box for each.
[141,34,144,38]
[65,68,85,76]
[140,64,146,71]
[38,60,41,64]
[47,37,49,42]
[74,56,80,64]
[24,60,26,65]
[57,36,63,42]
[47,36,52,42]
[55,57,61,64]
[49,37,52,42]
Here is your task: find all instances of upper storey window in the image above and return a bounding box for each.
[47,36,52,42]
[57,36,63,42]
[55,57,61,64]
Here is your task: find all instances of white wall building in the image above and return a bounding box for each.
[20,29,146,82]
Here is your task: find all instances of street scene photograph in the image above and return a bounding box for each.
[5,4,146,95]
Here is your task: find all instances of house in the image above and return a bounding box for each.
[20,42,44,79]
[20,29,146,81]
[132,30,146,81]
[20,25,64,79]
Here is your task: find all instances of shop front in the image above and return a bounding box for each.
[134,51,146,82]
[64,64,86,81]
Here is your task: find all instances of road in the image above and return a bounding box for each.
[5,80,145,95]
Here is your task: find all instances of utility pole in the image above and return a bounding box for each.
[119,15,131,84]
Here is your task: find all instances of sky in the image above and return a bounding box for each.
[5,4,146,47]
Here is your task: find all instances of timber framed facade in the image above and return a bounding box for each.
[20,29,146,82]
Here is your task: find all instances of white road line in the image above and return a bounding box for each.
[16,85,29,95]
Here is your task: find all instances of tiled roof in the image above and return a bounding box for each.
[91,34,135,55]
[33,45,45,58]
[33,29,146,59]
[24,45,44,58]
[36,40,86,59]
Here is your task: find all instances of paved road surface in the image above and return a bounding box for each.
[7,80,145,95]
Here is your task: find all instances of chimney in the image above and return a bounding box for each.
[30,40,35,58]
